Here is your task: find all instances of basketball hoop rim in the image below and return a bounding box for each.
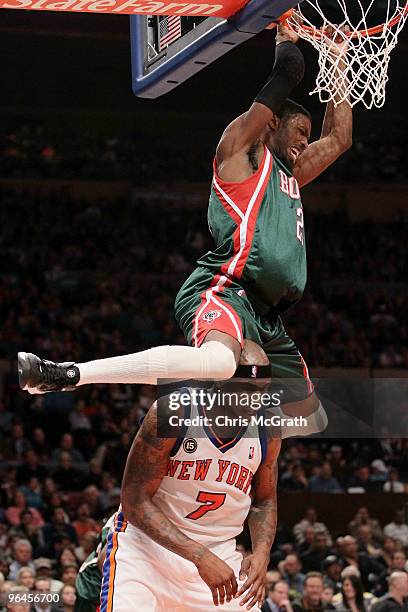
[284,1,408,39]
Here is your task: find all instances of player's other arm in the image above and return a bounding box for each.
[216,25,304,180]
[121,403,238,607]
[293,31,353,187]
[236,438,281,610]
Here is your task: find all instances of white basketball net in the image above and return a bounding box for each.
[287,1,408,109]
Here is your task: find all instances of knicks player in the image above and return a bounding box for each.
[99,340,327,612]
[18,23,351,420]
[75,341,327,612]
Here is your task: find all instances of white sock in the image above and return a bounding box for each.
[77,341,237,386]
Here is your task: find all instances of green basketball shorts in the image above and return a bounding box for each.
[174,267,314,403]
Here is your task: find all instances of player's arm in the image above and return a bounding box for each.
[236,438,281,610]
[121,402,238,607]
[216,25,305,180]
[293,30,353,187]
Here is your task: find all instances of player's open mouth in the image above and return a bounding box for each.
[289,146,301,161]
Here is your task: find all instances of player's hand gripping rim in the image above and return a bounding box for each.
[236,553,268,609]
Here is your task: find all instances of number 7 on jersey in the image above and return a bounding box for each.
[186,492,226,520]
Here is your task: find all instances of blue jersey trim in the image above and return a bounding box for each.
[257,409,268,463]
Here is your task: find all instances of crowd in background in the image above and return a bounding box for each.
[1,430,408,612]
[0,114,407,610]
[0,123,212,184]
[0,189,406,371]
[0,122,407,184]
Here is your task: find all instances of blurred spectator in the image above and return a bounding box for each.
[8,540,35,581]
[101,433,132,482]
[280,464,308,492]
[377,538,399,572]
[16,451,49,487]
[32,577,60,611]
[57,549,78,570]
[81,487,104,521]
[16,566,35,590]
[292,572,333,612]
[333,574,377,612]
[322,556,342,592]
[322,584,335,607]
[38,508,78,558]
[262,580,294,612]
[0,424,32,462]
[390,552,407,573]
[59,584,76,611]
[265,570,283,593]
[294,509,332,547]
[30,429,51,462]
[357,526,382,558]
[9,509,41,551]
[82,459,103,489]
[6,585,30,612]
[370,461,389,491]
[383,470,404,493]
[72,504,99,539]
[33,559,63,593]
[74,531,98,564]
[51,434,84,465]
[348,509,383,544]
[337,536,384,591]
[384,510,408,548]
[68,400,92,434]
[308,463,343,493]
[5,492,44,529]
[347,467,376,493]
[281,554,305,595]
[19,478,44,511]
[99,475,120,513]
[52,453,84,492]
[301,533,332,573]
[298,528,317,556]
[371,572,408,612]
[60,564,77,587]
[327,446,348,487]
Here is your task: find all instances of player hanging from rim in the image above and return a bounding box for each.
[18,22,352,420]
[99,340,327,612]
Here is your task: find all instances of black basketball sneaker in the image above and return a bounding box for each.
[18,352,80,394]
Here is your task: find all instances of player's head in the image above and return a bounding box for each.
[216,339,271,417]
[266,99,312,171]
[233,339,271,393]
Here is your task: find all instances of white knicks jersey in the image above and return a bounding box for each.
[153,391,267,545]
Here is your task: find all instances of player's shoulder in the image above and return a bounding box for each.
[139,387,194,450]
[155,385,193,420]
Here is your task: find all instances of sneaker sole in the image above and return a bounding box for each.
[18,351,42,393]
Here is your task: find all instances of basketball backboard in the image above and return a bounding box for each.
[130,0,302,98]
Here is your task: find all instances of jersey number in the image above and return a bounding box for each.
[185,491,226,520]
[296,208,304,245]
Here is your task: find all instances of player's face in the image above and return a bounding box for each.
[214,377,271,418]
[273,114,311,170]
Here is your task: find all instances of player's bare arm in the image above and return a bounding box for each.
[237,438,281,610]
[121,402,238,607]
[293,27,353,187]
[215,24,304,182]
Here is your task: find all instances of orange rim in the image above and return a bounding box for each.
[290,1,408,39]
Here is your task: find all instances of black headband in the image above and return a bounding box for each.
[233,364,271,379]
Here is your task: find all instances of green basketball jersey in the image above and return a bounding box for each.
[75,516,114,603]
[197,146,307,314]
